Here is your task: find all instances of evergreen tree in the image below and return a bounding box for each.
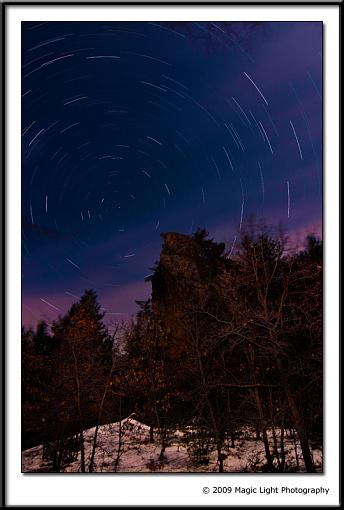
[33,320,52,354]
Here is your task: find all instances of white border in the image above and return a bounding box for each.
[6,5,340,507]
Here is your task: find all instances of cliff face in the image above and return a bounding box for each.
[150,233,197,359]
[158,232,202,287]
[150,232,226,359]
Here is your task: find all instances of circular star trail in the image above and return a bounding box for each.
[21,21,322,328]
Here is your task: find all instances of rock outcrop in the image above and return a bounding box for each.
[150,231,228,359]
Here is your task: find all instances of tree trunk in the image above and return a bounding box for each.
[89,424,99,473]
[218,449,224,473]
[279,403,286,472]
[248,346,274,471]
[149,426,154,443]
[114,417,123,472]
[159,442,166,461]
[277,358,315,473]
[284,385,315,472]
[71,343,85,472]
[114,397,123,472]
[53,438,64,472]
[79,432,85,473]
[272,425,280,469]
[252,387,274,471]
[89,361,115,472]
[269,391,280,469]
[293,432,300,470]
[262,428,274,471]
[280,425,285,472]
[196,346,224,473]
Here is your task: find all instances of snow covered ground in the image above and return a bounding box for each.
[22,417,322,473]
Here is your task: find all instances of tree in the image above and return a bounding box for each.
[33,320,52,354]
[224,227,320,472]
[285,236,323,447]
[121,301,187,462]
[149,230,236,471]
[50,289,113,471]
[22,325,34,352]
[178,226,322,472]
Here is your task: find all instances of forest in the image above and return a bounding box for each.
[22,225,323,473]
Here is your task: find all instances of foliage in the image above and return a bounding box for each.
[22,228,322,473]
[22,290,117,454]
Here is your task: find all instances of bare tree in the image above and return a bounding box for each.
[224,228,318,472]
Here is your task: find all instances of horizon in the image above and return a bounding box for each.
[22,223,322,331]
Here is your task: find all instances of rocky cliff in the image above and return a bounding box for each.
[150,231,228,359]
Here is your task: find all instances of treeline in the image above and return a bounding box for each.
[22,290,122,464]
[22,225,322,472]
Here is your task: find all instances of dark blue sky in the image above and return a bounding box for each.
[22,21,322,330]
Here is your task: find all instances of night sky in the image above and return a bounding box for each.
[22,21,322,330]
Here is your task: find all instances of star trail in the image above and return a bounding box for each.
[21,21,322,328]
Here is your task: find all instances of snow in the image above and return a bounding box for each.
[22,417,323,473]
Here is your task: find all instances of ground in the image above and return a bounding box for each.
[22,417,323,473]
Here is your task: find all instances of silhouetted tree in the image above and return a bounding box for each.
[50,289,112,471]
[33,320,52,355]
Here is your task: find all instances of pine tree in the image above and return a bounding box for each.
[33,320,52,354]
[50,289,113,471]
